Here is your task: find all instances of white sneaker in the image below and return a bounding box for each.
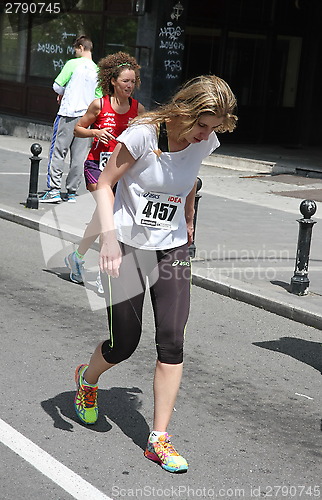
[68,193,76,203]
[39,190,61,203]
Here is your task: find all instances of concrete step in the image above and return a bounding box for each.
[203,153,276,173]
[295,165,322,178]
[0,114,52,142]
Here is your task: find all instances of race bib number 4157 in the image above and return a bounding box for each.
[135,191,184,230]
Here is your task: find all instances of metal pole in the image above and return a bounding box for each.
[26,143,42,209]
[290,199,317,296]
[189,176,202,258]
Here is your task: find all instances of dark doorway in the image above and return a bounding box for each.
[183,0,310,145]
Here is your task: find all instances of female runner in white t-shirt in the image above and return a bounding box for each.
[73,75,237,473]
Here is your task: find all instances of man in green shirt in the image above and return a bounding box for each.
[40,35,101,203]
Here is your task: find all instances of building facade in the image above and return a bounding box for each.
[0,0,321,145]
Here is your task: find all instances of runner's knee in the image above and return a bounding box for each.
[156,340,184,364]
[101,338,139,364]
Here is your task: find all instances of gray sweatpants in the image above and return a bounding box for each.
[47,115,89,193]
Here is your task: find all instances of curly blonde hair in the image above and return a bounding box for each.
[132,75,237,139]
[97,51,141,96]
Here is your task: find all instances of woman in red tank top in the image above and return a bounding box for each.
[65,52,144,288]
[74,51,145,192]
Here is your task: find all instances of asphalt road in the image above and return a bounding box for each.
[0,218,321,500]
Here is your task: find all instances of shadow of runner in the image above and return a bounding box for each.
[41,386,149,450]
[43,267,76,283]
[253,337,322,373]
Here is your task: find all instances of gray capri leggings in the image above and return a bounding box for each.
[101,242,191,365]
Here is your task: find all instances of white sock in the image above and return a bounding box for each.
[83,377,97,388]
[74,249,84,261]
[149,431,166,442]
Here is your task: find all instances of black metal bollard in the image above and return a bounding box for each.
[26,143,42,209]
[189,176,203,258]
[290,199,317,295]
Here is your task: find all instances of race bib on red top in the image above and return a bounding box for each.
[99,151,112,171]
[135,191,185,230]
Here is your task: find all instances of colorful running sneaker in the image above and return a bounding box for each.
[144,433,188,473]
[74,364,98,424]
[65,252,84,284]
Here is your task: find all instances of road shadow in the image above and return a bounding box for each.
[270,280,291,292]
[253,336,322,373]
[43,268,105,296]
[41,386,149,450]
[43,267,77,283]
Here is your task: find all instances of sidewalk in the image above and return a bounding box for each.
[1,135,322,329]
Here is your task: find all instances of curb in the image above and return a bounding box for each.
[203,153,275,173]
[192,273,322,331]
[2,205,322,331]
[0,206,81,245]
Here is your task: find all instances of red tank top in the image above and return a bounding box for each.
[87,96,139,161]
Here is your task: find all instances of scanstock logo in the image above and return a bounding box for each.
[39,193,159,312]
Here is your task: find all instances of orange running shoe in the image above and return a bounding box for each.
[74,364,98,424]
[144,432,188,473]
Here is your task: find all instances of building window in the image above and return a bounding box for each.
[224,32,267,107]
[275,35,302,108]
[0,13,28,82]
[104,16,138,56]
[183,27,221,80]
[29,13,103,83]
[0,1,135,86]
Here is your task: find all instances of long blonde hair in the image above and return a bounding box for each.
[131,75,237,140]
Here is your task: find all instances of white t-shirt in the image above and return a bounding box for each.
[54,58,99,117]
[113,123,220,250]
